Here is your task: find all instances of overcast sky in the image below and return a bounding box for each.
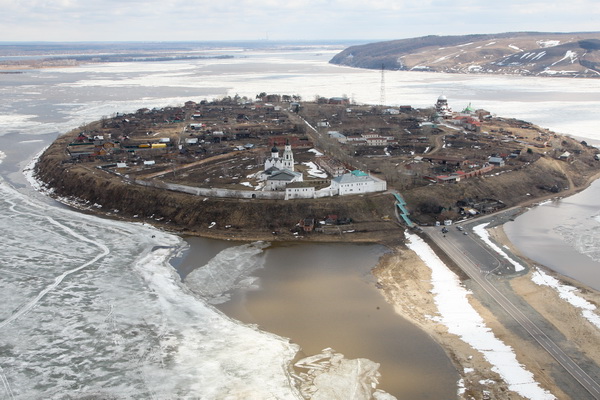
[1,0,599,42]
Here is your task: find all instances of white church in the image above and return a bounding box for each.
[260,139,387,199]
[435,95,452,118]
[262,140,303,191]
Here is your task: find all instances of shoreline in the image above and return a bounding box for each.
[372,198,600,399]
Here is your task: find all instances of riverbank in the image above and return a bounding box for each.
[373,212,600,399]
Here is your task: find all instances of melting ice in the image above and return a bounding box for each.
[0,178,300,399]
[185,241,269,304]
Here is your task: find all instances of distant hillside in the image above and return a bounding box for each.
[330,32,600,77]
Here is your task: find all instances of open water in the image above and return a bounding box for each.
[2,41,600,399]
[505,180,600,291]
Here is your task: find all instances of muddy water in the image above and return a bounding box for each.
[215,242,458,399]
[504,179,600,291]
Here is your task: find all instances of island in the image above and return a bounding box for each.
[35,94,600,242]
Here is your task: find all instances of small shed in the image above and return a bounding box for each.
[488,156,505,166]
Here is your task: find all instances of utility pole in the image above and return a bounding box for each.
[380,64,386,106]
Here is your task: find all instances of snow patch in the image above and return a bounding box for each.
[472,223,524,271]
[308,148,324,156]
[540,69,579,75]
[551,51,578,66]
[537,40,561,48]
[531,268,600,329]
[531,51,547,61]
[302,161,328,178]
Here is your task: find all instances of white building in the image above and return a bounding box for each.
[330,170,387,196]
[366,137,388,146]
[435,95,452,118]
[264,140,294,171]
[263,139,303,190]
[285,183,316,200]
[265,169,303,190]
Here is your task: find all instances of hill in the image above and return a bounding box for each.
[330,32,600,77]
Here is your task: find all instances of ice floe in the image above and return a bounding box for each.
[294,347,392,400]
[184,241,269,304]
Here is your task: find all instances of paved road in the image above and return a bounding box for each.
[422,223,600,400]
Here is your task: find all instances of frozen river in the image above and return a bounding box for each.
[2,41,600,399]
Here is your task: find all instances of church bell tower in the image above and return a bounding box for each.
[282,139,294,170]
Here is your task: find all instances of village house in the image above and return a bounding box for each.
[488,156,505,166]
[328,131,347,143]
[316,156,346,177]
[328,97,350,105]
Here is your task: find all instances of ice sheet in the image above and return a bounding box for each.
[0,178,301,399]
[4,51,600,141]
